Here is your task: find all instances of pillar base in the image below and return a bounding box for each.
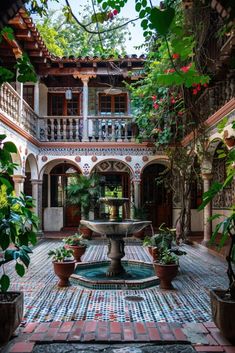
[201,239,210,246]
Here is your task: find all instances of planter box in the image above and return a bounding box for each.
[0,291,23,344]
[210,289,235,342]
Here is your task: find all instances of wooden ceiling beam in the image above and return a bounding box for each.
[15,30,33,40]
[37,67,127,76]
[8,15,27,29]
[31,57,47,64]
[23,42,39,50]
[28,50,43,57]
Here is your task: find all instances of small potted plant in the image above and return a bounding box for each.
[143,223,175,261]
[63,233,87,262]
[153,249,181,290]
[48,246,75,287]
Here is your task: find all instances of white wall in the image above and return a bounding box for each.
[44,207,63,231]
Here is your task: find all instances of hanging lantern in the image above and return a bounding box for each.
[65,88,72,100]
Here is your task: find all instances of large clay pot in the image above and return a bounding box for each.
[53,261,76,287]
[0,291,23,344]
[133,229,145,239]
[210,289,235,342]
[66,245,86,262]
[153,263,178,289]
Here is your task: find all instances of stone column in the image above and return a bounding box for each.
[12,175,25,197]
[34,80,40,115]
[31,179,40,216]
[16,71,23,124]
[133,179,141,209]
[81,76,89,141]
[37,180,44,237]
[201,173,213,245]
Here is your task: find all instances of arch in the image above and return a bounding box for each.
[39,158,82,179]
[8,143,22,175]
[25,153,39,179]
[201,137,224,173]
[141,158,170,177]
[91,158,134,177]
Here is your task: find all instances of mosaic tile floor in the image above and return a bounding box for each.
[7,239,228,324]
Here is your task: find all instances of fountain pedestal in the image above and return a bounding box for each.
[107,236,125,276]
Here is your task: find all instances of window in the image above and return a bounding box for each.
[23,86,34,109]
[99,94,127,115]
[48,93,80,116]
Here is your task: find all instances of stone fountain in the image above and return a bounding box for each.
[80,197,151,277]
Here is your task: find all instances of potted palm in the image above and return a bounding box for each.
[66,174,100,238]
[0,135,38,344]
[48,246,75,287]
[63,233,87,262]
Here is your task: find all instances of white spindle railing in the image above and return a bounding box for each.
[38,116,83,141]
[88,115,134,142]
[0,83,38,137]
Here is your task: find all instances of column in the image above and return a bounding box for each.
[81,76,89,141]
[133,179,141,209]
[16,70,23,124]
[30,179,40,216]
[34,80,40,115]
[37,180,44,236]
[201,173,213,245]
[12,175,25,197]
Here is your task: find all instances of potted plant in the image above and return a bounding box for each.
[143,223,175,260]
[198,125,235,341]
[48,246,75,287]
[0,135,38,344]
[66,174,100,238]
[63,233,87,262]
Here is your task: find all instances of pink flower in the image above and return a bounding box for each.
[153,103,159,109]
[192,89,198,95]
[203,83,208,87]
[171,98,176,104]
[197,84,201,91]
[180,65,190,73]
[152,95,157,101]
[172,53,180,59]
[178,111,183,116]
[113,9,118,15]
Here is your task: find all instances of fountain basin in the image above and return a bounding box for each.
[71,260,159,289]
[80,220,151,236]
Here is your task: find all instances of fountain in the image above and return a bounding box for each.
[71,197,159,289]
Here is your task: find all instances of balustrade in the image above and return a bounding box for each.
[38,116,83,142]
[88,116,135,142]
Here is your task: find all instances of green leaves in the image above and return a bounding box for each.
[149,7,175,36]
[0,274,10,292]
[0,67,14,86]
[15,262,25,277]
[198,182,223,211]
[15,54,37,83]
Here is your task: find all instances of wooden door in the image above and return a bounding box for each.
[142,164,172,229]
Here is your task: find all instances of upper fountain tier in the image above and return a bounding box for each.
[80,219,151,236]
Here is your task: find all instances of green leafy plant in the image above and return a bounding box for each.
[0,135,39,292]
[198,137,235,299]
[66,174,100,219]
[63,233,87,247]
[48,246,74,262]
[158,248,179,265]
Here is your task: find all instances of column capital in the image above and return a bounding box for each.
[73,73,96,84]
[201,172,213,180]
[12,175,25,183]
[132,178,141,183]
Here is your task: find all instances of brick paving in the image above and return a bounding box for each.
[0,321,234,352]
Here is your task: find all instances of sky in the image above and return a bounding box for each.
[46,0,160,54]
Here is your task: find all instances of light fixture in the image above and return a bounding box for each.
[103,87,122,95]
[65,88,72,100]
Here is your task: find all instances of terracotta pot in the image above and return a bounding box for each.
[224,137,235,148]
[147,247,159,261]
[79,225,92,239]
[0,292,23,344]
[153,262,178,290]
[210,289,235,342]
[148,246,153,256]
[53,261,76,287]
[66,245,86,262]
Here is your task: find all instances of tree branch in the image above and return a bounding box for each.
[65,0,139,35]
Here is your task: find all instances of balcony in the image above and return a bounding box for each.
[0,83,137,143]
